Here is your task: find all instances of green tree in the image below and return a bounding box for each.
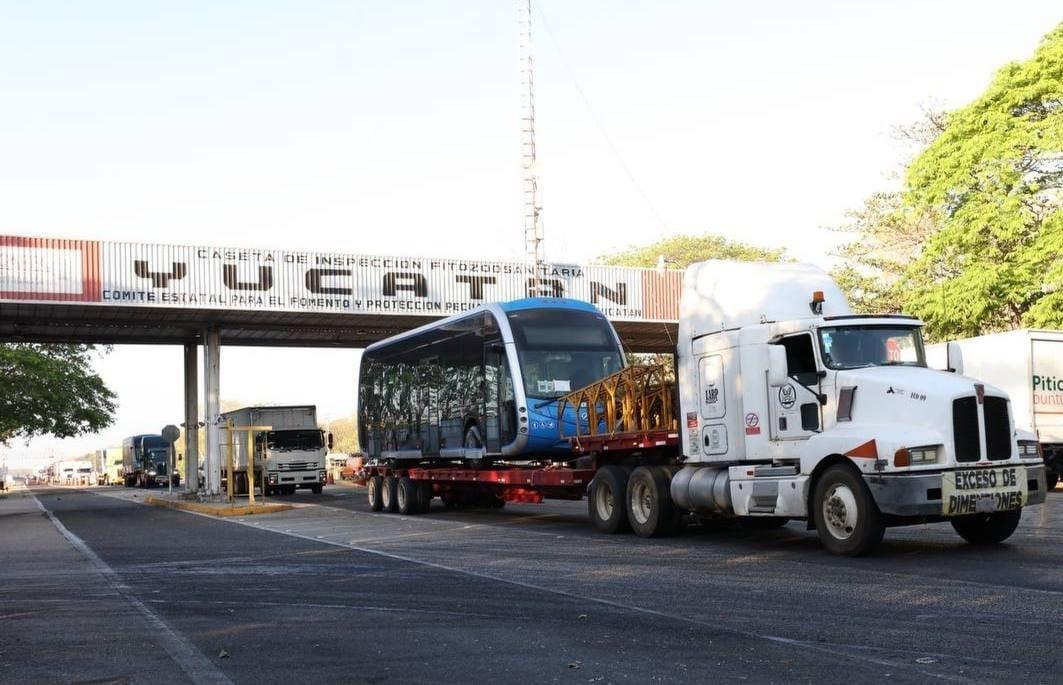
[902,23,1063,338]
[831,109,947,315]
[597,233,786,269]
[0,344,117,444]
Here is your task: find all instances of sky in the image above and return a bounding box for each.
[2,1,1061,466]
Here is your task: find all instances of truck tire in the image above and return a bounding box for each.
[812,465,884,556]
[588,464,631,534]
[1046,471,1059,491]
[415,482,433,513]
[311,484,323,495]
[950,509,1021,544]
[397,477,419,515]
[381,476,399,513]
[367,475,384,511]
[626,465,680,537]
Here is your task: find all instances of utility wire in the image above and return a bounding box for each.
[533,0,669,238]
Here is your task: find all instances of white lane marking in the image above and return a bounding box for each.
[31,493,232,685]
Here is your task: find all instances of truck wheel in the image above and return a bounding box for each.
[415,482,433,513]
[812,465,884,556]
[588,464,631,534]
[381,476,399,513]
[311,484,323,495]
[397,477,419,515]
[951,510,1021,544]
[626,466,679,537]
[1046,471,1059,491]
[367,475,383,511]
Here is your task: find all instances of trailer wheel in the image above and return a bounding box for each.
[950,509,1021,545]
[367,475,384,511]
[812,465,884,556]
[626,466,679,537]
[381,476,399,513]
[588,465,631,534]
[396,477,420,515]
[414,482,433,513]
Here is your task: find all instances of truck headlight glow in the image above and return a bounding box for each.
[1018,441,1041,458]
[148,470,157,476]
[908,446,939,465]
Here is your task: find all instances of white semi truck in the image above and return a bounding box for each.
[927,330,1063,490]
[220,405,330,496]
[359,261,1049,556]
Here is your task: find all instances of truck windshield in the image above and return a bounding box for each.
[819,325,926,370]
[506,309,624,399]
[265,430,323,451]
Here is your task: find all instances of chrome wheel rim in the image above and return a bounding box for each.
[630,480,653,525]
[594,480,615,522]
[822,483,859,540]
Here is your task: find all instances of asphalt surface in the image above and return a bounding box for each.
[1,483,1061,684]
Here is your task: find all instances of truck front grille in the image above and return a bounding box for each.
[983,396,1011,460]
[277,462,315,471]
[952,395,1013,462]
[952,397,980,463]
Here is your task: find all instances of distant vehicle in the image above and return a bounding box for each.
[220,406,329,496]
[358,298,625,465]
[928,329,1063,490]
[122,434,178,488]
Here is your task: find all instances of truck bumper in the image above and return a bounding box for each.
[271,470,324,488]
[865,464,1048,517]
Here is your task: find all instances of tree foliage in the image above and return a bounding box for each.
[597,233,786,270]
[326,415,360,454]
[0,344,117,444]
[902,23,1063,337]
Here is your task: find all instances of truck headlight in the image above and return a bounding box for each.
[1018,441,1041,458]
[908,446,939,465]
[148,470,157,476]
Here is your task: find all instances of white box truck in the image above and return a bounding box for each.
[928,330,1062,489]
[221,405,330,496]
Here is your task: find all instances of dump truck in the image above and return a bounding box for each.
[927,329,1063,490]
[358,263,1048,555]
[220,405,330,496]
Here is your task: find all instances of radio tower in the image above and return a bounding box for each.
[520,0,545,291]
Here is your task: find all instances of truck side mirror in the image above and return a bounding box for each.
[768,346,789,387]
[946,342,964,375]
[327,432,334,450]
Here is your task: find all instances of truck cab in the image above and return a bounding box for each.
[672,261,1048,554]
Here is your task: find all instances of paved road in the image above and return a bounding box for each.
[1,484,1061,684]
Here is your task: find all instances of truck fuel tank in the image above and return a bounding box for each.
[671,466,732,514]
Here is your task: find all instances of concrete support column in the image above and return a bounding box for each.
[182,342,199,495]
[203,326,222,497]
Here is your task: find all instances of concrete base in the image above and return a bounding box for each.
[145,495,292,517]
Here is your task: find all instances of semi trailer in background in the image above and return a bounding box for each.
[928,330,1063,490]
[358,265,1048,556]
[122,434,177,488]
[220,405,330,496]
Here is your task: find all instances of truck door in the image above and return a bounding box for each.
[769,334,823,441]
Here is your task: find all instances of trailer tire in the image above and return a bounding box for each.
[812,465,884,556]
[588,464,631,534]
[396,477,420,515]
[415,482,433,513]
[950,509,1021,545]
[626,466,679,537]
[367,475,384,511]
[381,476,399,513]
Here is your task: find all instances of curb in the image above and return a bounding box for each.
[145,496,293,517]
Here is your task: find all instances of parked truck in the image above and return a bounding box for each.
[122,434,178,488]
[220,405,330,496]
[358,262,1049,556]
[927,330,1063,490]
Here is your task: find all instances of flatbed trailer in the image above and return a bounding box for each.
[361,430,680,514]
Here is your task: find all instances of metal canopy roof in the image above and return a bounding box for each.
[0,302,679,352]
